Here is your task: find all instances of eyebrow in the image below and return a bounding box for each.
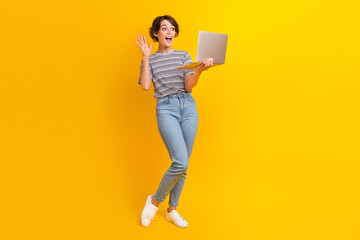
[161,24,174,27]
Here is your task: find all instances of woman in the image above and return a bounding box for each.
[135,15,213,228]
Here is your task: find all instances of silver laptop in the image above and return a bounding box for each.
[177,31,228,70]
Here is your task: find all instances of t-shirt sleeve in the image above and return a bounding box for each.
[138,59,153,84]
[183,52,195,78]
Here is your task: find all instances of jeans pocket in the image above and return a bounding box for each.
[157,96,171,106]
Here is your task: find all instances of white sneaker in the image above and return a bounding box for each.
[165,209,188,228]
[141,195,159,227]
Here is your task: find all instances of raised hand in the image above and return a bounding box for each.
[135,34,152,58]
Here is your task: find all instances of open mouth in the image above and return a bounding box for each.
[165,37,172,43]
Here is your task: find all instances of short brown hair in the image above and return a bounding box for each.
[149,15,179,42]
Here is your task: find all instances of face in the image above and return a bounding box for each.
[154,20,176,47]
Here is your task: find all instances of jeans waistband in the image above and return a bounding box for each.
[157,91,191,100]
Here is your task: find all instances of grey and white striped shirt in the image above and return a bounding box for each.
[138,49,195,99]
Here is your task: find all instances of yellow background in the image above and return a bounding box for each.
[1,0,359,239]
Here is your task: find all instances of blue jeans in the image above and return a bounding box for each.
[153,91,199,207]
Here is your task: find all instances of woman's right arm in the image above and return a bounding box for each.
[135,34,152,91]
[139,57,151,91]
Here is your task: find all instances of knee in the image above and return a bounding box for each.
[172,159,188,173]
[178,162,188,173]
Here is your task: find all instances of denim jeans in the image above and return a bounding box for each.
[153,91,199,207]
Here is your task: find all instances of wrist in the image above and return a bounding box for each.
[194,69,202,75]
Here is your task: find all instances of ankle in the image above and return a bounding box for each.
[151,196,160,207]
[168,207,176,213]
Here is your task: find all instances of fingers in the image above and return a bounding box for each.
[203,58,214,67]
[137,35,143,45]
[141,34,147,46]
[137,34,151,50]
[198,58,214,71]
[205,58,212,67]
[137,34,147,45]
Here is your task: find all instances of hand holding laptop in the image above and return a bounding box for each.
[194,57,214,73]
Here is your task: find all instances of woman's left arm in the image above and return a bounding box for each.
[184,58,213,92]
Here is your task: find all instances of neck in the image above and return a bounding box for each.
[157,45,173,54]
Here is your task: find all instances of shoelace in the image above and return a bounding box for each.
[172,210,185,222]
[146,207,157,220]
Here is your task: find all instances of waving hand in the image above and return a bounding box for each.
[135,34,152,57]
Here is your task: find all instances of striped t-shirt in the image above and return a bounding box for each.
[138,49,195,99]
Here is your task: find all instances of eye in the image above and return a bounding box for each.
[162,28,166,31]
[171,28,175,31]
